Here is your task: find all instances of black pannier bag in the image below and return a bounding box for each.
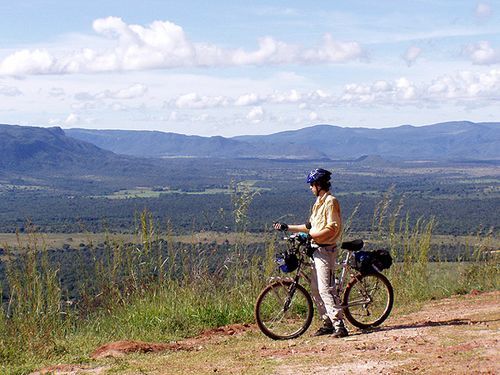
[372,249,393,271]
[352,249,392,273]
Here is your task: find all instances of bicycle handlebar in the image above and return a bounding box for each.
[283,233,316,258]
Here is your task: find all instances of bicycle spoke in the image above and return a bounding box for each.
[255,281,314,340]
[343,273,394,329]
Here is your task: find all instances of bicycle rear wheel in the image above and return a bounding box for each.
[255,280,314,340]
[343,272,394,329]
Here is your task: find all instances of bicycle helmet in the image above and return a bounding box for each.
[306,168,332,184]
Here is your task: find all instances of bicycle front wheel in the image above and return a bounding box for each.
[343,272,394,329]
[255,280,314,340]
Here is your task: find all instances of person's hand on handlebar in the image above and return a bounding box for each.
[297,232,312,242]
[273,222,288,231]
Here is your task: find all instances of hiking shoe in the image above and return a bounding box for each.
[312,326,335,336]
[331,327,349,338]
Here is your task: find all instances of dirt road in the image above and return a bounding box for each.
[274,290,499,374]
[34,291,499,374]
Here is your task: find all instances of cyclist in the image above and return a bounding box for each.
[274,168,348,338]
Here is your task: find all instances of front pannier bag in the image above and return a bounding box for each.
[277,250,299,273]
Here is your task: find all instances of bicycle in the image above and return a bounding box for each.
[255,233,394,340]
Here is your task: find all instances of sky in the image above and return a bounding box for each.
[1,1,500,137]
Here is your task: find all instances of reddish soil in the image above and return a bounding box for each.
[90,323,253,359]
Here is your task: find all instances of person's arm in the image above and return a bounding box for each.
[273,222,309,233]
[287,224,309,233]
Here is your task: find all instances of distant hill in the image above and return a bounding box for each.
[0,124,117,172]
[0,124,163,189]
[66,121,500,161]
[64,129,325,159]
[234,121,500,160]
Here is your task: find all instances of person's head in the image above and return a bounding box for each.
[306,168,332,196]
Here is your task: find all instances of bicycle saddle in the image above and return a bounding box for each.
[341,239,364,251]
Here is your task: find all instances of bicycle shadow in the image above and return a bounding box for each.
[352,318,499,335]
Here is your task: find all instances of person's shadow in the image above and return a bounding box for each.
[351,318,499,335]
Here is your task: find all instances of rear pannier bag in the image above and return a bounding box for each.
[352,249,392,273]
[372,249,393,271]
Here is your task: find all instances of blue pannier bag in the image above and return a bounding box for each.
[277,251,299,273]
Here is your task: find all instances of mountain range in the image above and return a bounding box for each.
[0,122,498,178]
[65,121,499,161]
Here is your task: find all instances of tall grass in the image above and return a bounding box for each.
[458,227,499,293]
[0,203,270,372]
[368,191,498,306]
[1,228,69,358]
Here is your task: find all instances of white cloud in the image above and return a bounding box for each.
[339,69,500,106]
[270,89,302,103]
[0,18,364,76]
[175,92,228,109]
[92,17,195,70]
[341,83,376,104]
[308,111,318,121]
[427,69,500,100]
[100,83,148,99]
[168,111,178,121]
[476,3,492,18]
[73,83,148,102]
[402,46,422,67]
[340,78,416,104]
[231,37,297,65]
[74,92,96,101]
[234,93,261,106]
[0,49,55,75]
[64,113,80,125]
[48,87,65,97]
[372,80,392,92]
[246,106,265,122]
[465,41,500,65]
[0,84,22,96]
[71,101,97,111]
[169,89,333,110]
[302,33,363,63]
[226,34,363,66]
[395,77,416,100]
[313,89,329,98]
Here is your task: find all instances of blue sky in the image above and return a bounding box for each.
[1,1,499,136]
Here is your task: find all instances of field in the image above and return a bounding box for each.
[0,158,498,235]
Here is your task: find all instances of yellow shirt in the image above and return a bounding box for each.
[310,192,342,245]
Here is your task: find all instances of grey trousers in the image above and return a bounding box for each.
[310,246,344,328]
